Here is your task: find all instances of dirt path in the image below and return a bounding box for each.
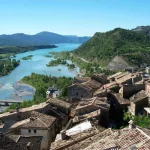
[70,53,90,63]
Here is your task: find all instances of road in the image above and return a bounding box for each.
[70,53,90,63]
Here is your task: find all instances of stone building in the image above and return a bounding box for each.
[119,84,145,98]
[20,111,57,150]
[145,80,150,97]
[72,97,110,127]
[68,79,102,101]
[108,71,143,85]
[107,92,130,122]
[51,123,150,150]
[46,87,61,98]
[47,98,72,115]
[129,90,149,115]
[0,102,50,133]
[90,73,108,84]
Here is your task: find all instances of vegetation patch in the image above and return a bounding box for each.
[46,58,67,66]
[22,55,33,60]
[5,73,73,112]
[0,59,20,76]
[43,54,53,58]
[123,112,150,129]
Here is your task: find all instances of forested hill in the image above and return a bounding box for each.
[0,32,91,46]
[132,26,150,36]
[73,28,150,66]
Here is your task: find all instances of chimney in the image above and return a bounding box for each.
[30,117,35,121]
[60,130,66,140]
[26,142,31,150]
[16,106,19,113]
[128,120,135,129]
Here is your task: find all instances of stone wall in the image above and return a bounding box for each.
[130,97,149,115]
[21,129,50,150]
[119,84,145,98]
[145,82,150,96]
[75,105,99,116]
[67,85,93,101]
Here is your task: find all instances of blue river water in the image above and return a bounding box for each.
[0,43,80,102]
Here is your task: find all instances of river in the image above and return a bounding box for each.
[0,43,80,103]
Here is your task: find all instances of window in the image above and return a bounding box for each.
[28,129,31,133]
[34,130,36,133]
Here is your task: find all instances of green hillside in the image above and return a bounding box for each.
[73,28,150,67]
[132,26,150,36]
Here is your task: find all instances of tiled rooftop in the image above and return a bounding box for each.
[107,72,122,80]
[75,97,109,111]
[130,90,148,103]
[17,135,42,150]
[84,127,150,150]
[64,128,111,150]
[82,79,103,92]
[115,73,132,84]
[73,109,101,123]
[50,127,98,150]
[73,77,90,84]
[0,102,48,118]
[21,111,56,129]
[47,98,72,109]
[0,132,27,150]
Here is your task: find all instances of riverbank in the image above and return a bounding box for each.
[14,81,36,98]
[0,45,57,58]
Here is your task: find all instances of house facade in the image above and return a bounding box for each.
[20,111,56,150]
[129,90,149,115]
[67,84,93,101]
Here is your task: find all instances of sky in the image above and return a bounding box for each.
[0,0,150,36]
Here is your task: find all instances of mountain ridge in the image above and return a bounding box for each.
[0,31,91,46]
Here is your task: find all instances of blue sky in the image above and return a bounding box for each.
[0,0,150,36]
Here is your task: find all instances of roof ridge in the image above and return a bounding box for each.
[37,117,48,128]
[136,127,150,139]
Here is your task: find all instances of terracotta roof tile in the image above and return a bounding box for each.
[0,132,27,150]
[84,127,150,150]
[48,98,72,109]
[21,111,56,129]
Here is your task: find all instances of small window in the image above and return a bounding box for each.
[34,130,36,133]
[28,129,31,133]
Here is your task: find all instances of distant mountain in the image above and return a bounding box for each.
[73,28,150,67]
[0,32,91,46]
[132,26,150,36]
[65,35,91,43]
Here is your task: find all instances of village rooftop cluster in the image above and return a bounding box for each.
[0,70,150,150]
